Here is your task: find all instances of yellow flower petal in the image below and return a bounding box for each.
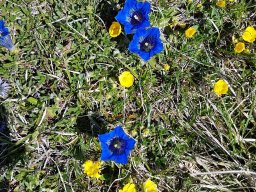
[213,80,229,96]
[242,26,256,43]
[119,71,135,88]
[163,64,170,71]
[143,179,158,192]
[83,160,101,178]
[234,42,245,53]
[216,0,226,8]
[109,22,122,38]
[119,183,137,192]
[185,27,197,38]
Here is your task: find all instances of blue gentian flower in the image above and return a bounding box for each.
[0,20,13,50]
[115,0,151,34]
[98,126,136,164]
[0,78,10,98]
[128,27,164,61]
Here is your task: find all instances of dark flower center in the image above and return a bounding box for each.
[130,11,144,25]
[140,35,156,52]
[109,137,126,155]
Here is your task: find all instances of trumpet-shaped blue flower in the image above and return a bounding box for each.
[98,126,136,165]
[0,20,13,50]
[128,27,163,61]
[115,0,151,34]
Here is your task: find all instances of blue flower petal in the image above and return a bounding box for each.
[0,35,13,50]
[2,27,10,36]
[0,20,10,36]
[125,0,137,8]
[100,144,112,161]
[137,1,151,15]
[139,51,151,61]
[121,132,134,142]
[153,41,164,55]
[128,28,145,52]
[115,9,128,24]
[131,20,150,34]
[98,129,115,143]
[0,20,12,50]
[98,133,111,143]
[114,126,126,138]
[124,24,133,35]
[0,20,5,29]
[125,138,136,150]
[151,27,161,37]
[112,154,128,164]
[128,40,138,53]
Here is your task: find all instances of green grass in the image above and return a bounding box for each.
[0,0,255,191]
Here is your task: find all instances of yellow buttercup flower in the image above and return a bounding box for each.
[234,42,245,53]
[119,183,137,192]
[163,64,170,71]
[83,160,101,178]
[185,27,197,38]
[242,26,256,43]
[213,80,229,96]
[109,22,122,37]
[216,0,226,8]
[119,71,134,88]
[143,179,158,192]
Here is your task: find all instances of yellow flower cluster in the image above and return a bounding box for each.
[234,26,255,54]
[119,179,158,192]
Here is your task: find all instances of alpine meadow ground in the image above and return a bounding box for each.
[0,0,256,191]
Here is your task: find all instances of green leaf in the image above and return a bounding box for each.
[27,97,38,105]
